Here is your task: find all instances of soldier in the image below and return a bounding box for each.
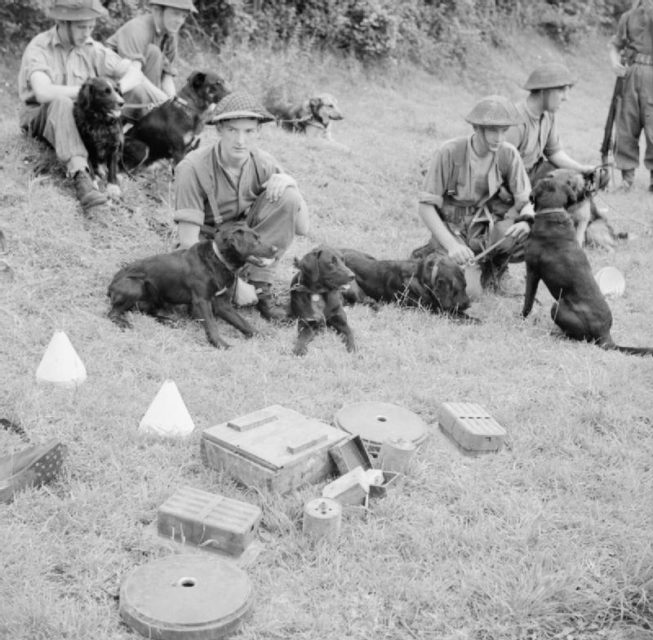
[414,95,535,295]
[173,91,310,321]
[18,0,150,211]
[107,0,196,120]
[607,0,653,190]
[506,62,595,186]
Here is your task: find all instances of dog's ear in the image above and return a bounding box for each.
[189,71,207,90]
[299,249,321,285]
[77,80,93,110]
[308,97,322,116]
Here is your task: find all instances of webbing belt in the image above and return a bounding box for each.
[634,53,653,65]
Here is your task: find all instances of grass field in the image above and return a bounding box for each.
[1,27,652,640]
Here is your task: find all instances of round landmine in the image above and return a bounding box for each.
[594,266,625,298]
[334,401,428,458]
[119,554,253,639]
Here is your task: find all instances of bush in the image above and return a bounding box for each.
[0,0,636,65]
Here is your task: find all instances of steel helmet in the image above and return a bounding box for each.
[211,91,274,124]
[465,95,521,127]
[523,63,575,91]
[150,0,197,13]
[48,0,108,20]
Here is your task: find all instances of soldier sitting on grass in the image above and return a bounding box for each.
[17,0,157,212]
[107,0,196,121]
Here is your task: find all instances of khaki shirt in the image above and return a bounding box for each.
[18,26,130,105]
[505,101,562,172]
[419,136,531,213]
[612,0,653,55]
[107,14,178,77]
[174,143,283,229]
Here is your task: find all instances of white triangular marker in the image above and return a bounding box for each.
[138,380,195,437]
[35,331,87,388]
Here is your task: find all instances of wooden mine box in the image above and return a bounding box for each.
[157,486,262,556]
[201,405,348,494]
[438,402,506,453]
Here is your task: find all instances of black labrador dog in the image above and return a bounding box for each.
[290,246,356,356]
[338,248,472,319]
[73,77,124,197]
[122,70,229,169]
[108,223,276,349]
[522,177,653,356]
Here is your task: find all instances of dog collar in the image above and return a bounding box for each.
[535,207,568,216]
[211,241,240,272]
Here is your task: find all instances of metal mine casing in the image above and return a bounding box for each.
[157,486,262,556]
[201,405,348,494]
[438,402,507,452]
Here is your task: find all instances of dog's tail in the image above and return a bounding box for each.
[601,340,653,356]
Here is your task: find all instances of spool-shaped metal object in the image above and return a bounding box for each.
[302,497,342,541]
[378,438,417,474]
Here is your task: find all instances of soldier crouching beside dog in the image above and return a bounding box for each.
[17,0,159,211]
[412,95,535,297]
[173,91,310,321]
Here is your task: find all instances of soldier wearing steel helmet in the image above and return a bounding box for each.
[17,0,153,211]
[607,0,653,190]
[505,62,594,186]
[107,0,196,115]
[414,95,535,296]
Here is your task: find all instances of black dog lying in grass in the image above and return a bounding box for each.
[122,71,229,170]
[108,223,276,349]
[73,77,124,198]
[290,246,356,356]
[338,248,473,320]
[522,177,653,356]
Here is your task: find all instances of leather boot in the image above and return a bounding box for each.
[251,281,288,322]
[74,170,107,211]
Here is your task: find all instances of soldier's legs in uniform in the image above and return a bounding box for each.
[240,186,308,320]
[614,68,643,184]
[22,98,106,210]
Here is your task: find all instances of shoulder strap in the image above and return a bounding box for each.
[446,138,467,194]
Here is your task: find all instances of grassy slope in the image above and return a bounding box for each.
[1,28,652,640]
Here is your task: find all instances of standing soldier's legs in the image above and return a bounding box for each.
[614,69,643,186]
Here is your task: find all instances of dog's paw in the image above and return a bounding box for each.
[106,183,122,200]
[293,343,308,357]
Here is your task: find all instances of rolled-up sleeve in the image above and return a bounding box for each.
[418,146,451,209]
[174,159,206,225]
[106,23,148,64]
[611,12,630,50]
[94,43,132,79]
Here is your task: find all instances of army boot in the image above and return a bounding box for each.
[74,170,107,211]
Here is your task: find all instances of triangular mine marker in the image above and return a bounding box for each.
[35,331,87,388]
[138,380,195,437]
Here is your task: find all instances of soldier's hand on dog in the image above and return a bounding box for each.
[505,220,532,242]
[264,173,296,202]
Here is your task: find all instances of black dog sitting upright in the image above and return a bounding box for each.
[73,77,124,196]
[122,70,229,169]
[108,223,276,349]
[522,177,653,356]
[290,246,356,356]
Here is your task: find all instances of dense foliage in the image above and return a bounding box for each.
[1,0,633,67]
